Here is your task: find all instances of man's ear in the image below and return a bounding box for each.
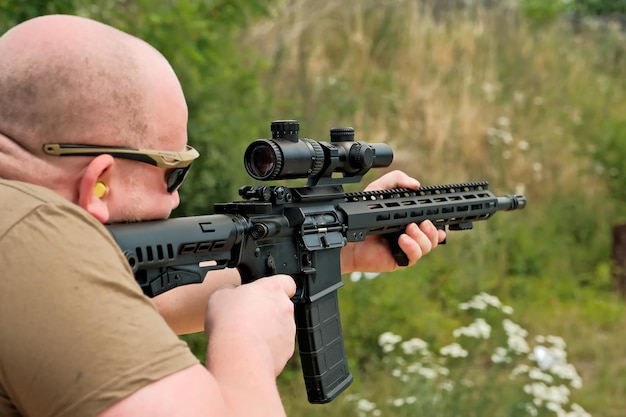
[77,154,115,223]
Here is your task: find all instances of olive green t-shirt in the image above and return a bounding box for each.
[0,180,199,417]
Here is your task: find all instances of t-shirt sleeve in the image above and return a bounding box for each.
[0,201,199,417]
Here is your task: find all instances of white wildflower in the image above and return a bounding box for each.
[551,363,583,389]
[546,335,567,350]
[394,356,407,367]
[459,292,507,312]
[482,81,497,101]
[546,401,564,413]
[510,364,530,379]
[379,332,402,352]
[525,403,539,416]
[570,403,592,417]
[440,380,455,391]
[518,140,529,151]
[477,292,502,307]
[350,272,380,282]
[417,366,439,380]
[437,365,450,376]
[491,347,511,364]
[347,396,380,417]
[440,342,469,358]
[524,382,571,406]
[500,131,514,145]
[503,318,528,338]
[404,361,444,380]
[532,341,577,388]
[533,345,560,370]
[528,367,554,384]
[497,116,510,128]
[350,272,362,282]
[391,397,405,407]
[405,362,421,374]
[453,318,491,339]
[400,338,429,355]
[508,334,530,354]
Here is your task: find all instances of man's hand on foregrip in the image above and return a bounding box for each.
[340,170,446,274]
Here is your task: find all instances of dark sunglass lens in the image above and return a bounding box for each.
[166,166,190,193]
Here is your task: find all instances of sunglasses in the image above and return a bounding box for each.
[43,143,200,193]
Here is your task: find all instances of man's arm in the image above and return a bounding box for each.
[100,275,296,417]
[152,268,241,335]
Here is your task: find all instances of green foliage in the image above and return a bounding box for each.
[520,0,626,22]
[180,332,207,364]
[0,0,77,31]
[519,0,572,23]
[572,0,626,14]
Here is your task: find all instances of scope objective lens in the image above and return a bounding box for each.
[246,142,277,179]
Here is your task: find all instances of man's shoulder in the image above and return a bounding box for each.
[0,179,95,236]
[0,178,68,205]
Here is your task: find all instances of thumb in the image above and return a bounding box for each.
[272,274,297,298]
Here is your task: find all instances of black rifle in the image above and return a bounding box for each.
[106,120,527,404]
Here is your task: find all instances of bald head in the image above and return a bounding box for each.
[0,14,182,151]
[0,15,188,191]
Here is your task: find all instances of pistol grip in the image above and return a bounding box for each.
[294,289,353,403]
[384,231,410,267]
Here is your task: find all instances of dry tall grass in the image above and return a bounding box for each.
[245,0,625,205]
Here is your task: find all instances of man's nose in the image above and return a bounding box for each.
[171,190,180,210]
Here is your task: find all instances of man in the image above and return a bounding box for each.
[0,14,445,417]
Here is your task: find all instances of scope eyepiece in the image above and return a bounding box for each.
[244,120,393,185]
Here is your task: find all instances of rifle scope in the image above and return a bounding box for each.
[244,120,393,184]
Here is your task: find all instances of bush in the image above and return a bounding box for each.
[345,293,590,417]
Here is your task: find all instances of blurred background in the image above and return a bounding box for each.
[2,1,625,415]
